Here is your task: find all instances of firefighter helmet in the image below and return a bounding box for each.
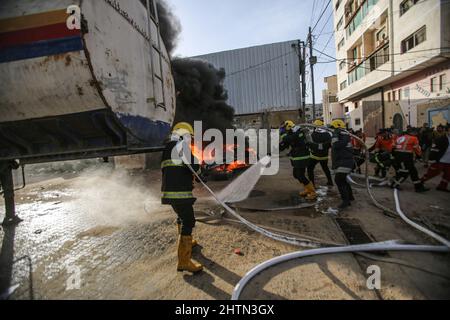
[330,119,346,129]
[314,120,324,127]
[173,122,194,136]
[283,120,295,131]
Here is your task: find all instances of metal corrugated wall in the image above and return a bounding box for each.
[193,40,301,115]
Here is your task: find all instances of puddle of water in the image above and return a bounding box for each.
[322,207,339,216]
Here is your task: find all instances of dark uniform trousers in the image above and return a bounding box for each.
[331,129,355,204]
[293,165,310,185]
[0,161,18,220]
[172,201,196,236]
[392,151,421,187]
[308,158,332,185]
[335,170,354,203]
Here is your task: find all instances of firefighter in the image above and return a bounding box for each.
[161,122,203,273]
[391,127,429,192]
[280,120,317,200]
[307,120,333,186]
[0,160,22,226]
[422,124,450,192]
[330,120,355,209]
[371,129,395,178]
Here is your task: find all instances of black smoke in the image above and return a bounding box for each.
[156,0,235,132]
[172,59,235,132]
[156,0,181,56]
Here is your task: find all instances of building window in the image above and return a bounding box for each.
[400,0,419,16]
[369,45,390,71]
[393,90,396,101]
[398,89,402,101]
[346,0,380,37]
[387,92,391,102]
[439,74,447,91]
[355,118,361,126]
[337,16,344,30]
[340,80,347,90]
[401,26,426,53]
[338,38,345,50]
[345,106,349,113]
[339,61,346,70]
[431,77,438,92]
[352,47,358,62]
[329,96,338,103]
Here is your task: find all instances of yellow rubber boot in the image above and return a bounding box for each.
[305,182,317,201]
[177,235,203,273]
[177,224,198,247]
[299,184,308,197]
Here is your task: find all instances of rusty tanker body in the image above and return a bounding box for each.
[0,0,176,164]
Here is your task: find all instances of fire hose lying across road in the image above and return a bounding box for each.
[180,125,450,300]
[231,188,450,300]
[186,156,328,249]
[231,242,450,300]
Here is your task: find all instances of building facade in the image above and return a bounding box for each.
[322,75,341,124]
[333,0,450,136]
[305,104,325,122]
[193,40,302,116]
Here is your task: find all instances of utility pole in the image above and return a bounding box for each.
[296,40,307,122]
[301,41,306,117]
[308,27,317,121]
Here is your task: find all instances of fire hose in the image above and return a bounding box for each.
[184,156,328,248]
[178,125,450,300]
[229,126,450,300]
[231,242,449,300]
[231,189,450,300]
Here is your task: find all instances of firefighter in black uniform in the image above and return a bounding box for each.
[161,122,203,273]
[308,119,334,187]
[0,160,22,226]
[280,120,317,200]
[330,120,355,209]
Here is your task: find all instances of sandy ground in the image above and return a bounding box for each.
[0,157,449,300]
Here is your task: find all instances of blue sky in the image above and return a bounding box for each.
[169,0,337,103]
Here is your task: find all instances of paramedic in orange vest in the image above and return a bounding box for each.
[391,127,429,192]
[372,129,395,178]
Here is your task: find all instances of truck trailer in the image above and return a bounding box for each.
[0,0,176,224]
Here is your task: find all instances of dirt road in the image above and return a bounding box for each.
[0,157,449,300]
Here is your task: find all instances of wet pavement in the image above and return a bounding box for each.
[1,159,449,300]
[1,168,177,299]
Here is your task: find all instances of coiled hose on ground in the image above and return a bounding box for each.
[179,125,450,300]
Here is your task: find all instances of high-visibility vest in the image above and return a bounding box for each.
[395,135,422,156]
[375,137,395,153]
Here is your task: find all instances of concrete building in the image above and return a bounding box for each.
[322,75,342,124]
[333,0,450,136]
[305,104,324,122]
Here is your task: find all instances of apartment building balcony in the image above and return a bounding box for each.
[347,42,390,84]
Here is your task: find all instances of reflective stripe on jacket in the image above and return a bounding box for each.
[309,129,332,160]
[331,129,354,170]
[280,129,310,167]
[395,134,422,157]
[161,140,199,205]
